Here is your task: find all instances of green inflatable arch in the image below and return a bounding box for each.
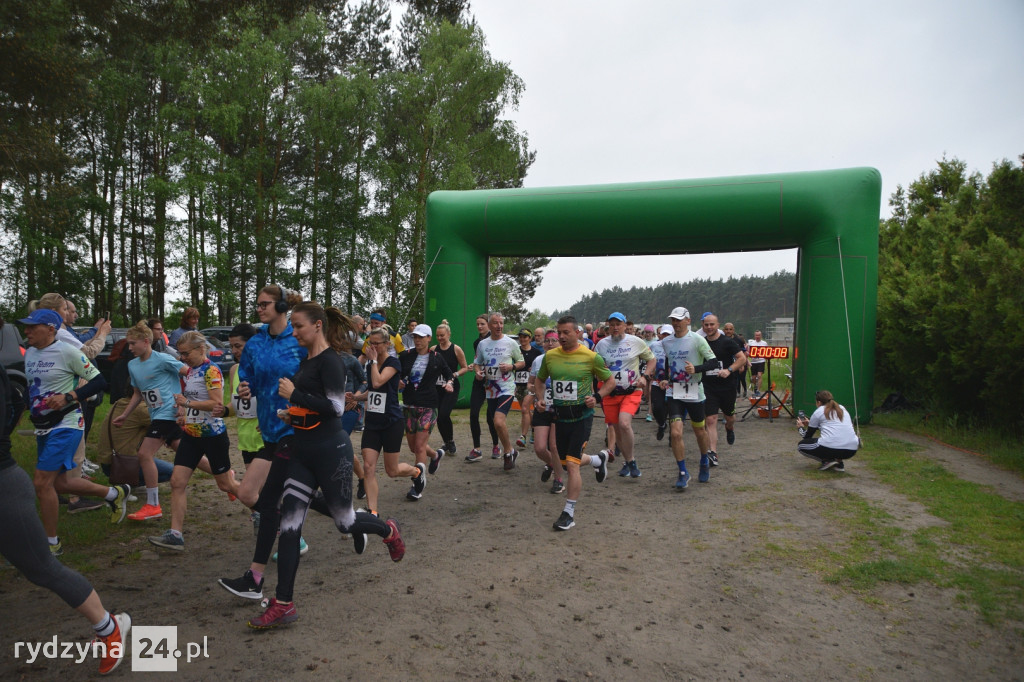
[424,167,881,422]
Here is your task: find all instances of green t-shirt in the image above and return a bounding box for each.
[537,345,611,422]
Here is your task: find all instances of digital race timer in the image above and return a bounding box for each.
[747,345,790,359]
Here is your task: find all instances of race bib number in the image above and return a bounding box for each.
[613,369,635,387]
[551,380,578,401]
[705,361,724,377]
[544,386,554,405]
[184,407,206,424]
[366,391,386,414]
[515,370,529,384]
[672,381,700,402]
[484,366,502,380]
[233,394,257,419]
[142,389,163,409]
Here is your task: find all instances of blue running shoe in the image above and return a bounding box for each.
[618,462,631,477]
[698,464,710,483]
[675,471,690,490]
[629,460,641,478]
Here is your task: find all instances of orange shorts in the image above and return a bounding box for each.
[602,391,641,424]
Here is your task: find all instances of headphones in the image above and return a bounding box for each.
[270,284,300,314]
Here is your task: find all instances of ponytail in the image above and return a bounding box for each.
[815,390,844,421]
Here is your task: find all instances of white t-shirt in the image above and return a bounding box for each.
[474,335,523,398]
[748,339,767,365]
[808,404,860,450]
[594,334,655,389]
[25,340,99,433]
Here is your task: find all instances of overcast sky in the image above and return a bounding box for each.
[468,0,1024,315]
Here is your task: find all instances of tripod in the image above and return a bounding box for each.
[740,359,794,422]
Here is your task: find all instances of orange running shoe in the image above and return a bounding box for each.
[127,504,162,521]
[97,612,130,675]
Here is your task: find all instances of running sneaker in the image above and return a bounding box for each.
[675,471,690,490]
[149,529,184,551]
[353,532,367,555]
[835,461,846,472]
[251,510,261,536]
[550,479,565,494]
[446,440,457,454]
[618,462,631,477]
[69,497,105,514]
[552,511,575,531]
[515,434,527,448]
[698,463,710,483]
[108,484,130,523]
[726,429,736,445]
[97,612,130,675]
[50,539,63,557]
[429,448,445,475]
[595,450,608,483]
[271,537,310,562]
[248,598,298,629]
[491,445,501,459]
[383,518,405,561]
[529,432,534,445]
[541,465,553,482]
[226,470,238,501]
[81,459,99,473]
[219,570,264,600]
[127,503,162,521]
[602,447,615,464]
[645,413,653,422]
[356,478,366,499]
[628,460,642,478]
[708,450,719,467]
[819,460,841,471]
[656,422,667,441]
[503,450,517,471]
[411,463,426,497]
[465,448,483,463]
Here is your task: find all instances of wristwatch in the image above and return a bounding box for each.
[64,392,76,404]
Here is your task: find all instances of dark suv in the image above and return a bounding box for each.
[1,319,27,407]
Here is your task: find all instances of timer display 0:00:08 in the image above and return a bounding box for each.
[747,345,790,359]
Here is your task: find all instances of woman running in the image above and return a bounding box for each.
[532,330,564,493]
[248,303,405,629]
[218,285,308,601]
[465,314,497,462]
[356,328,419,515]
[148,332,239,550]
[431,319,469,455]
[398,324,454,500]
[0,360,131,676]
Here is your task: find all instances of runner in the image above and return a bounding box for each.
[748,330,768,397]
[700,314,746,466]
[659,307,720,489]
[21,309,129,553]
[648,324,673,441]
[536,316,614,530]
[223,324,263,477]
[514,328,542,450]
[722,323,748,397]
[1,361,130,675]
[473,312,525,471]
[218,284,309,602]
[531,330,565,493]
[114,322,189,521]
[465,314,496,462]
[149,332,239,550]
[398,324,454,500]
[594,312,655,478]
[431,320,470,455]
[355,327,419,515]
[247,303,404,630]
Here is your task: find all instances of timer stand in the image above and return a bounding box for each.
[740,354,794,422]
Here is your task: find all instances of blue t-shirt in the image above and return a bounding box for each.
[237,322,306,444]
[128,351,186,421]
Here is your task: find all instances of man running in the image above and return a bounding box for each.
[536,316,614,531]
[699,314,746,466]
[514,328,542,450]
[659,308,720,489]
[473,313,525,470]
[748,330,768,396]
[594,312,654,478]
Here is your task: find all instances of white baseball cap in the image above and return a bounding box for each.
[668,307,690,320]
[412,324,432,337]
[658,324,673,336]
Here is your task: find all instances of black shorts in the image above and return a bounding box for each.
[668,400,706,423]
[532,409,553,428]
[555,416,592,465]
[488,396,514,415]
[750,362,765,376]
[250,440,277,463]
[361,419,404,453]
[241,450,260,466]
[703,382,737,417]
[174,431,232,474]
[145,419,183,445]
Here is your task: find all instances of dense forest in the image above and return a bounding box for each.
[553,271,796,339]
[0,0,548,325]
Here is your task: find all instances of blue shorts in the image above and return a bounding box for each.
[35,428,83,472]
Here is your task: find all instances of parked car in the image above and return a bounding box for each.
[200,326,236,343]
[1,319,27,409]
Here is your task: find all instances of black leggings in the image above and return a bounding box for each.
[275,429,389,602]
[0,464,93,608]
[436,378,460,444]
[469,379,496,449]
[650,385,668,426]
